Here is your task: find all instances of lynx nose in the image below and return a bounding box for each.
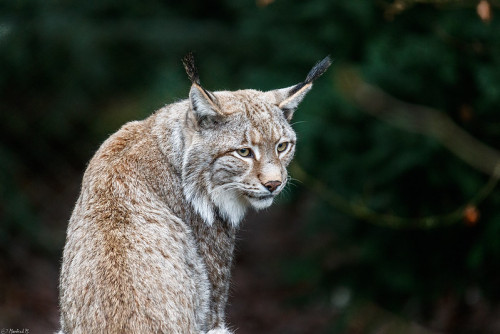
[263,180,282,193]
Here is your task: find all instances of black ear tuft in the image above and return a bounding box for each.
[304,56,332,84]
[182,52,200,85]
[288,56,332,96]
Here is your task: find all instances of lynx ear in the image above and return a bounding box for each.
[182,53,221,127]
[269,56,332,121]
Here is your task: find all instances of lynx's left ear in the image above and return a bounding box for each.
[266,56,332,121]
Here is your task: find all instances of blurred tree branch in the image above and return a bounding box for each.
[291,162,498,229]
[336,67,500,179]
[290,66,500,229]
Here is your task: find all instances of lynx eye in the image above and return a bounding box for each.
[237,148,252,157]
[277,142,288,153]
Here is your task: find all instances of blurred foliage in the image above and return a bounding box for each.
[1,0,500,332]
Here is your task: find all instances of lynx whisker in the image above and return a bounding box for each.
[290,120,309,126]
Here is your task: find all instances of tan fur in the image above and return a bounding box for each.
[59,58,329,333]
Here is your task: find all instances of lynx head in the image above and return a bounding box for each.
[181,53,331,227]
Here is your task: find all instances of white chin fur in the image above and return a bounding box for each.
[247,196,274,210]
[186,185,274,228]
[186,187,248,228]
[211,188,248,228]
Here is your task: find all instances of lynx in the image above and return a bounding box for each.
[58,54,331,334]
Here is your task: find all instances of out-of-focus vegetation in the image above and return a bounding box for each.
[1,0,500,332]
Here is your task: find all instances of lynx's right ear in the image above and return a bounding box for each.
[182,53,222,128]
[265,56,332,121]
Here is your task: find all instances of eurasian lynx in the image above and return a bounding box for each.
[58,54,331,334]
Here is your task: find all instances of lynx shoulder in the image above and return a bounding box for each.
[58,55,331,334]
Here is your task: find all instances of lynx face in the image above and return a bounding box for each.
[182,90,297,227]
[181,54,331,227]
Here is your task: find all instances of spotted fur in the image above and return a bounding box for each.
[58,56,330,333]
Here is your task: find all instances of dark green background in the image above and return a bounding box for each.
[1,0,500,333]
